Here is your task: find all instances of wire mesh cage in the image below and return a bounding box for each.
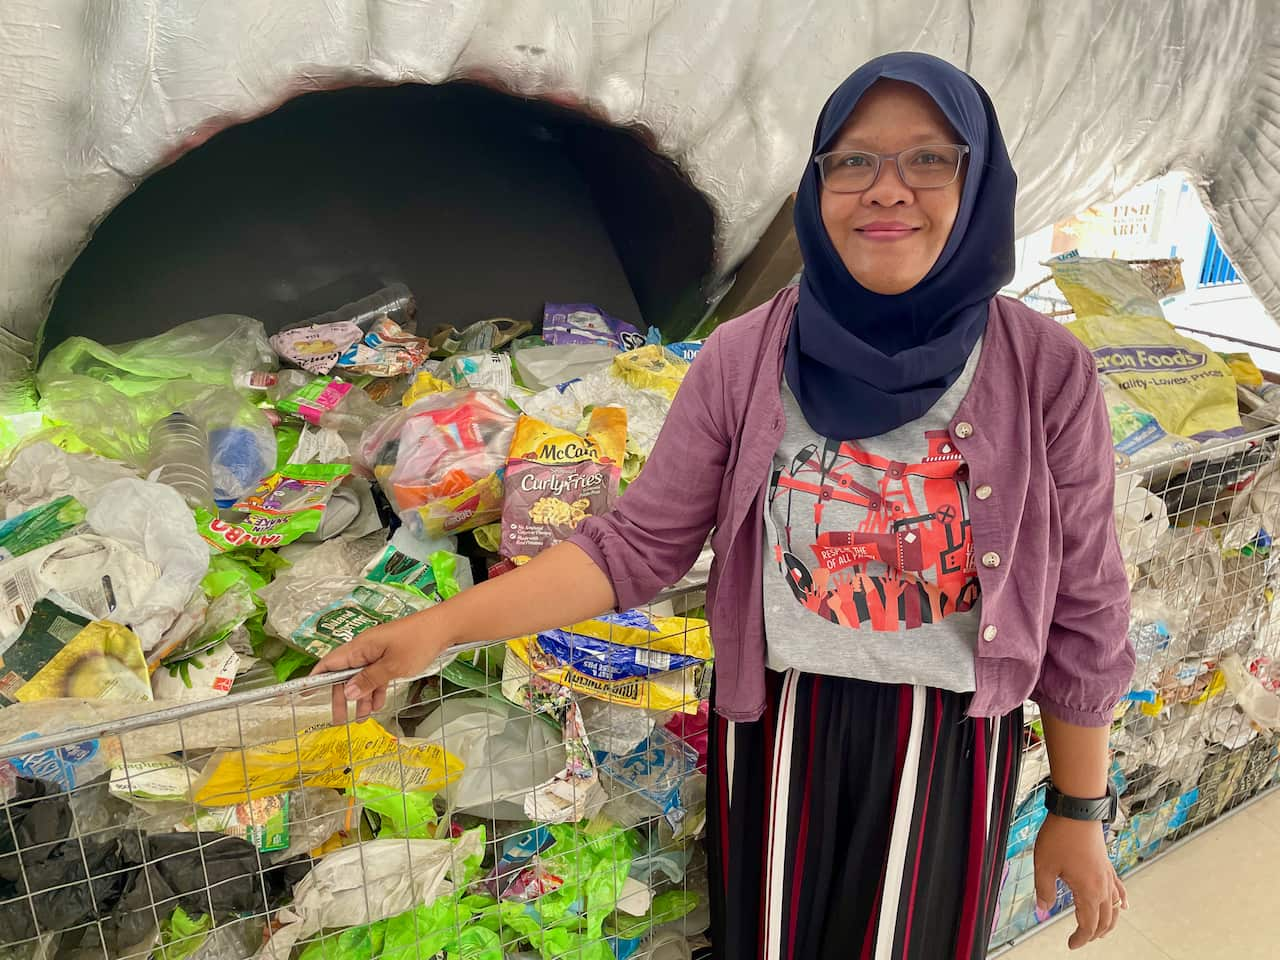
[989,425,1280,950]
[5,429,1280,959]
[0,589,713,960]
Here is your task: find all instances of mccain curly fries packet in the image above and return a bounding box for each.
[502,407,626,561]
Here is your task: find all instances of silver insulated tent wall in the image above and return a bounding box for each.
[0,1,1279,410]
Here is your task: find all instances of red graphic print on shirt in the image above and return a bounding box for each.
[768,428,979,631]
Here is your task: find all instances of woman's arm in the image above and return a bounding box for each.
[1034,715,1126,951]
[312,540,616,721]
[1033,361,1134,950]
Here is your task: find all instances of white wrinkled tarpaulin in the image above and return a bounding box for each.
[0,1,1277,411]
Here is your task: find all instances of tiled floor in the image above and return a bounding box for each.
[998,790,1280,959]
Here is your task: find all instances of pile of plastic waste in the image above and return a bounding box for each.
[0,285,711,960]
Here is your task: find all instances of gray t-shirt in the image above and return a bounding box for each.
[762,341,984,691]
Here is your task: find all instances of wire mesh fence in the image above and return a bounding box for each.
[990,424,1280,949]
[0,590,713,960]
[4,428,1280,959]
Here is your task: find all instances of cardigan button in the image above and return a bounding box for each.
[983,624,998,642]
[982,551,1002,569]
[954,421,974,439]
[975,484,993,501]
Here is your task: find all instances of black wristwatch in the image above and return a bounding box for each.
[1044,783,1118,824]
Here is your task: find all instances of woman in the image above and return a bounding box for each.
[315,53,1135,958]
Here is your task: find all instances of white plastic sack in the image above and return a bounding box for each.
[0,534,159,644]
[418,697,565,820]
[85,478,210,652]
[1113,476,1168,576]
[256,831,483,960]
[0,442,138,517]
[514,343,618,391]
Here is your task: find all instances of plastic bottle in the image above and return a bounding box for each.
[299,282,417,332]
[148,413,215,511]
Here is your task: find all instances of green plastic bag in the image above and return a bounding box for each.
[355,783,440,839]
[155,907,214,960]
[37,315,275,466]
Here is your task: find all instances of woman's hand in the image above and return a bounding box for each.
[310,611,453,723]
[1034,814,1128,950]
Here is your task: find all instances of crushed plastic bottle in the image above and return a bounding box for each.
[148,412,214,511]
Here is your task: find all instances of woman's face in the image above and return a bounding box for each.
[819,80,965,295]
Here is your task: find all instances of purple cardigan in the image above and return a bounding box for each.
[569,286,1134,726]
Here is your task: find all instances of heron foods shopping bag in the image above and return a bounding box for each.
[1051,256,1242,441]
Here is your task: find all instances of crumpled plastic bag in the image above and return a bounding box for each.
[0,776,302,952]
[513,342,617,392]
[518,351,678,479]
[255,830,484,960]
[416,697,565,820]
[40,315,274,391]
[37,317,276,469]
[191,717,464,806]
[1220,653,1280,731]
[360,390,518,535]
[0,442,138,517]
[85,478,211,653]
[0,697,335,792]
[1113,475,1168,574]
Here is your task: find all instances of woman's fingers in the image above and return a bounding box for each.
[1068,897,1100,949]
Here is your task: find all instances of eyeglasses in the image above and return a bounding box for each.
[814,144,970,193]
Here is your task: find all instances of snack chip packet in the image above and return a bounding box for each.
[519,609,713,661]
[502,635,704,715]
[270,321,364,375]
[14,620,152,704]
[192,718,464,805]
[0,597,92,704]
[362,546,461,601]
[196,463,351,552]
[543,303,645,351]
[275,377,356,426]
[336,317,431,378]
[501,407,626,561]
[286,582,431,659]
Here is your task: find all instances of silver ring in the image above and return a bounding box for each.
[1112,899,1123,908]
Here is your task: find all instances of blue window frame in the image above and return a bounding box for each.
[1199,227,1242,286]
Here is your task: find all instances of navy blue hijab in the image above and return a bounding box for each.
[785,53,1017,439]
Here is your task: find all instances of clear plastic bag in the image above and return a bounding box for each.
[360,390,517,535]
[35,317,277,476]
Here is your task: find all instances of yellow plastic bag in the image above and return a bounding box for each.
[611,345,689,401]
[192,718,464,806]
[401,371,455,407]
[1220,352,1264,389]
[1052,257,1242,440]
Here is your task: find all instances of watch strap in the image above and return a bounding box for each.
[1044,783,1117,824]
